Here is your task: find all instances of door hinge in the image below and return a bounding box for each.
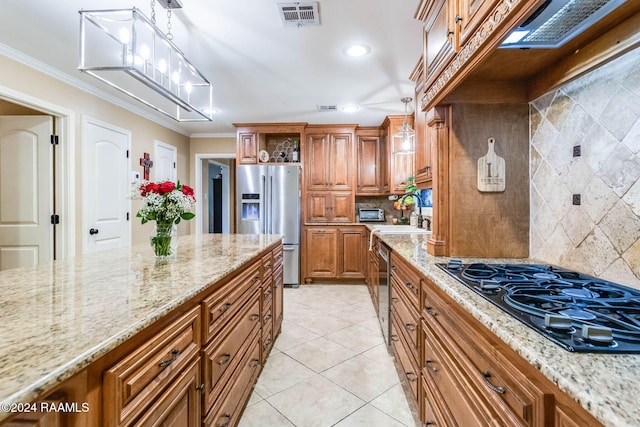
[126,149,130,158]
[51,214,60,225]
[126,212,130,221]
[173,162,176,169]
[50,134,59,145]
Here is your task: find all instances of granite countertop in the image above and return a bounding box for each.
[0,233,282,421]
[372,231,639,427]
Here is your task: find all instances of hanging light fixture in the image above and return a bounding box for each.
[78,0,213,122]
[392,97,415,154]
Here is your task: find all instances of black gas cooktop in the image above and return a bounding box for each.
[437,261,640,353]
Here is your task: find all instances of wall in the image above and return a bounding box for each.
[530,47,640,289]
[0,55,191,252]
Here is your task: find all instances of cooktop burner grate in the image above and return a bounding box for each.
[437,262,640,353]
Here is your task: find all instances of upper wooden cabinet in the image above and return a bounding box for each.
[234,123,306,165]
[356,127,388,195]
[456,0,499,47]
[305,129,355,191]
[421,0,456,87]
[382,116,415,194]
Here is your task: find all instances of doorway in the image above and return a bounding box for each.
[194,154,235,235]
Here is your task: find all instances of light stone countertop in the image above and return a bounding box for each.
[371,230,640,427]
[0,233,282,421]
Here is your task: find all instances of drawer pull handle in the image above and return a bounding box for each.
[265,263,272,269]
[391,297,399,303]
[252,275,261,283]
[220,303,232,313]
[264,290,272,297]
[390,335,399,342]
[391,265,397,270]
[250,314,260,321]
[195,383,205,391]
[425,307,437,317]
[218,353,231,365]
[405,282,414,290]
[218,413,231,427]
[264,314,272,322]
[264,338,272,348]
[405,323,416,332]
[250,359,260,368]
[425,421,435,426]
[482,372,505,394]
[425,359,437,372]
[405,372,417,382]
[158,349,181,368]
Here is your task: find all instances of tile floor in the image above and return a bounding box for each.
[238,284,420,427]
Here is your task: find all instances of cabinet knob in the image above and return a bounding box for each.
[195,383,205,391]
[425,359,438,372]
[446,29,454,37]
[454,15,462,23]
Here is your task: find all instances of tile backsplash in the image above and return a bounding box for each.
[530,47,640,289]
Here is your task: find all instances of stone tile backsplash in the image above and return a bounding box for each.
[530,47,640,289]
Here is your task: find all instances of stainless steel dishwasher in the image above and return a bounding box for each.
[377,241,391,344]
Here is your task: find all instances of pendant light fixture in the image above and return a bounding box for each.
[78,0,213,122]
[392,97,415,154]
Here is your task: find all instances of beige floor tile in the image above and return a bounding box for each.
[283,336,358,373]
[321,352,400,402]
[332,404,409,427]
[245,389,263,407]
[325,324,385,354]
[274,321,321,351]
[266,375,365,427]
[370,383,420,427]
[253,352,316,398]
[284,307,354,336]
[237,400,295,427]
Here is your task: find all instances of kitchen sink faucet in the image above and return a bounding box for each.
[400,193,424,229]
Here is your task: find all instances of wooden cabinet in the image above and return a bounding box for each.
[414,99,432,188]
[303,226,366,283]
[421,0,456,87]
[305,130,354,191]
[237,131,258,164]
[456,0,499,47]
[234,123,305,165]
[356,127,388,195]
[366,231,380,310]
[306,192,354,223]
[382,116,415,194]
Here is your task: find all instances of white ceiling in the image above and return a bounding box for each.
[0,0,424,136]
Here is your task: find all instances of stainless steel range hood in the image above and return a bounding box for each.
[500,0,627,48]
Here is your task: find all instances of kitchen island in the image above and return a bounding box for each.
[371,229,640,427]
[0,233,283,425]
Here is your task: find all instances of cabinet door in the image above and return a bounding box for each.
[331,192,354,223]
[304,227,338,278]
[457,0,498,47]
[306,133,331,190]
[329,133,353,190]
[389,118,415,194]
[357,134,386,194]
[273,264,284,336]
[237,132,258,164]
[306,192,332,222]
[338,227,365,279]
[424,0,455,87]
[414,108,432,187]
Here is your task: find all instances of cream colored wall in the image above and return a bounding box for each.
[0,55,191,253]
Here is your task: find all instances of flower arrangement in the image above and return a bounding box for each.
[132,180,196,258]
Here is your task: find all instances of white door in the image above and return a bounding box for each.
[84,118,131,253]
[0,116,52,270]
[154,141,177,182]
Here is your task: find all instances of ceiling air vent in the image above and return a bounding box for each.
[500,0,625,48]
[317,105,338,112]
[277,2,320,27]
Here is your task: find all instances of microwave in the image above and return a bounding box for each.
[359,208,385,222]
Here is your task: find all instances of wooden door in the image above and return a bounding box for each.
[304,227,337,278]
[424,0,455,86]
[338,227,365,279]
[357,134,386,194]
[237,132,258,164]
[83,118,131,253]
[305,133,331,190]
[0,116,52,270]
[328,133,352,190]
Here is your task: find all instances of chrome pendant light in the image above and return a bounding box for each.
[392,97,415,154]
[78,0,213,122]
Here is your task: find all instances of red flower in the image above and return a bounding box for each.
[158,181,175,194]
[181,185,194,197]
[139,182,160,196]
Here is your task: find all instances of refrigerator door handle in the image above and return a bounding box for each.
[261,174,266,234]
[269,175,274,234]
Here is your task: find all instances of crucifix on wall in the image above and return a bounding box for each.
[140,152,153,181]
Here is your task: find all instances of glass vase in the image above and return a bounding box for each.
[150,223,178,260]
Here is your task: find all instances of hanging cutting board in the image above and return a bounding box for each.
[477,137,505,192]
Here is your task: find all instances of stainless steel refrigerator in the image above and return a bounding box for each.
[236,165,300,285]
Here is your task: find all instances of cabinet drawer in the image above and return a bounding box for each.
[262,276,274,306]
[273,245,283,269]
[421,374,456,427]
[262,318,274,361]
[202,261,261,342]
[422,279,552,426]
[390,254,420,307]
[390,315,419,401]
[132,356,201,427]
[202,293,260,414]
[204,333,261,427]
[262,252,273,279]
[390,279,419,355]
[103,306,201,426]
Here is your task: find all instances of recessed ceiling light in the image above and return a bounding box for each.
[344,44,370,57]
[341,105,360,113]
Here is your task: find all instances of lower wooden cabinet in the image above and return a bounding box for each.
[303,226,366,283]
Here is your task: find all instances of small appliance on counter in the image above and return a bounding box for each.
[358,208,385,222]
[437,261,640,353]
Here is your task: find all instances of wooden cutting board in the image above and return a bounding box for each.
[477,137,505,192]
